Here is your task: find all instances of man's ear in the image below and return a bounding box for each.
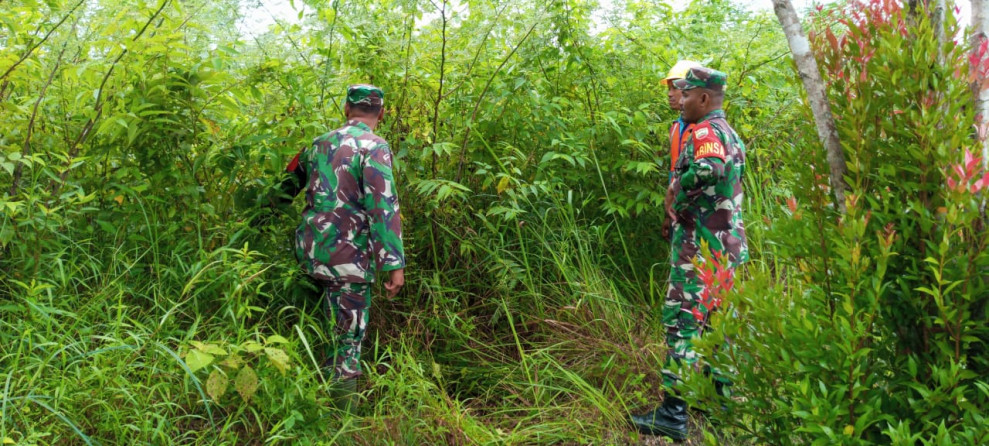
[377,107,385,122]
[344,102,351,118]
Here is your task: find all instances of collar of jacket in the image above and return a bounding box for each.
[699,109,726,122]
[345,119,373,132]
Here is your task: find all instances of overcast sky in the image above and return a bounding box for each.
[237,0,973,38]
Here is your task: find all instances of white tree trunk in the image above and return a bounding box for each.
[974,0,989,167]
[771,0,848,213]
[932,0,947,55]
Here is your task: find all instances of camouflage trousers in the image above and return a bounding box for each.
[662,224,735,388]
[323,282,371,380]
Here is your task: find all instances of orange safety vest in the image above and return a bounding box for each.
[669,120,695,175]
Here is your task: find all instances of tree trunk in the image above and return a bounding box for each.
[974,0,989,168]
[931,0,947,61]
[772,0,848,213]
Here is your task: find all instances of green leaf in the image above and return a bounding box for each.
[264,348,291,375]
[96,220,116,234]
[235,366,258,401]
[206,370,228,401]
[219,354,244,370]
[265,335,289,345]
[185,349,214,373]
[193,342,228,356]
[241,340,264,353]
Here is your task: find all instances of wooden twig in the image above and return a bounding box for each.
[429,0,448,178]
[52,0,172,195]
[0,0,86,82]
[454,20,540,183]
[9,44,68,196]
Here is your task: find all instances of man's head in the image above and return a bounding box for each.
[344,84,385,124]
[673,66,727,123]
[664,60,701,111]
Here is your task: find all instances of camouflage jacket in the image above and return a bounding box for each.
[671,109,748,266]
[287,120,405,283]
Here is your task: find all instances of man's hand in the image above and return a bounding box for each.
[384,268,405,298]
[664,184,677,228]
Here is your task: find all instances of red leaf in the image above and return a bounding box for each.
[954,161,966,175]
[691,308,704,321]
[965,149,981,172]
[976,172,989,192]
[827,29,839,52]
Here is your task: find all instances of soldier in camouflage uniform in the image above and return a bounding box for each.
[632,66,747,440]
[280,84,405,405]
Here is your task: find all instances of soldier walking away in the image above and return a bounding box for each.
[631,66,748,440]
[662,60,702,240]
[277,84,406,410]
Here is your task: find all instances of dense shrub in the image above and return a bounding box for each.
[689,1,989,444]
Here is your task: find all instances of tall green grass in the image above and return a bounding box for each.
[1,184,739,444]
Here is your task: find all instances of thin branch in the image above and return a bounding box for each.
[442,2,510,98]
[318,1,341,126]
[53,0,172,195]
[563,4,601,118]
[393,7,417,143]
[454,20,540,183]
[175,0,211,31]
[602,15,667,66]
[261,2,313,70]
[430,0,448,178]
[733,51,789,88]
[0,0,86,82]
[9,44,67,196]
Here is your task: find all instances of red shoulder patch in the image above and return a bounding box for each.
[286,151,302,173]
[691,123,725,161]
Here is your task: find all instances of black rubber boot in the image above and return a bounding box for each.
[630,395,689,440]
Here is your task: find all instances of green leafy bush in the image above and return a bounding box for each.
[689,1,989,444]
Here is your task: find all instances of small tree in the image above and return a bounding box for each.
[772,0,849,213]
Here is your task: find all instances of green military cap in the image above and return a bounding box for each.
[672,66,727,92]
[347,84,384,106]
